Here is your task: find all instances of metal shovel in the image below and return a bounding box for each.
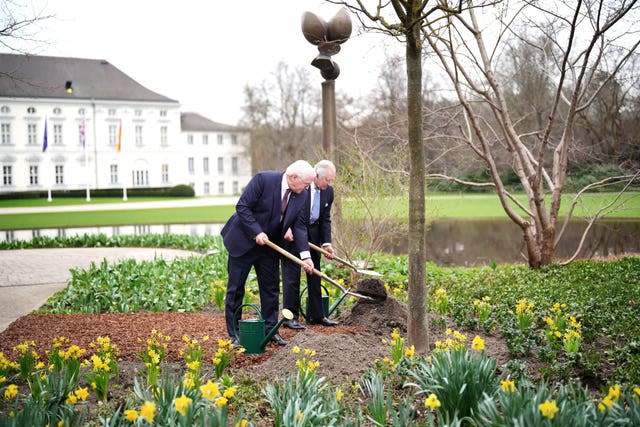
[264,240,378,301]
[308,243,382,277]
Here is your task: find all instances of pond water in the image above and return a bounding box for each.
[2,219,638,266]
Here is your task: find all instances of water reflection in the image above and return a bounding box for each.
[1,220,638,266]
[384,219,640,266]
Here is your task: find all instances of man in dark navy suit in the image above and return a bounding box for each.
[281,160,339,329]
[221,160,316,346]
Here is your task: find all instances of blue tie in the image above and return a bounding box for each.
[310,188,320,223]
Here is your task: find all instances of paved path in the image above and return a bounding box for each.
[0,247,199,333]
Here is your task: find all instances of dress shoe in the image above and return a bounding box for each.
[283,319,306,330]
[311,317,338,327]
[270,333,288,346]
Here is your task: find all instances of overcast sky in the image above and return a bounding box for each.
[5,0,401,125]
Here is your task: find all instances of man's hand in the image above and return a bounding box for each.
[302,258,315,274]
[255,232,269,245]
[284,228,294,242]
[323,244,335,260]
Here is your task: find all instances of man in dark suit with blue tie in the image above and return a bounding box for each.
[221,160,316,346]
[281,160,339,329]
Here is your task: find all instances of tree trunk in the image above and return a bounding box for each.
[405,21,429,352]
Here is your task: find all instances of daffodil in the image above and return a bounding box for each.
[539,400,559,419]
[424,393,441,410]
[174,394,192,416]
[215,396,228,408]
[471,336,485,352]
[4,384,18,400]
[336,388,343,402]
[200,380,221,401]
[500,379,516,393]
[74,387,90,401]
[124,409,138,421]
[140,401,156,423]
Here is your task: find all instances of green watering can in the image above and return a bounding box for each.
[300,284,350,320]
[233,304,293,355]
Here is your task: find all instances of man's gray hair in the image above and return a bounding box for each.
[315,159,336,178]
[286,160,315,181]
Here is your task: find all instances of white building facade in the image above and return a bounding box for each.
[0,54,251,197]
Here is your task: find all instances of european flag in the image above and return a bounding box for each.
[42,118,48,152]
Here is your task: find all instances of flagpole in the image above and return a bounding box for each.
[117,119,127,201]
[82,118,91,201]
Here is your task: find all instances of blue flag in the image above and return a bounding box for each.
[42,118,48,152]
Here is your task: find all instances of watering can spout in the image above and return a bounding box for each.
[261,309,294,349]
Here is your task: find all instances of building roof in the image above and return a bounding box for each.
[0,53,177,103]
[180,112,246,132]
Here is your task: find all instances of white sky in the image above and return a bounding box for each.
[6,0,401,125]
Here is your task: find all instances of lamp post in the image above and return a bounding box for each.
[301,9,351,161]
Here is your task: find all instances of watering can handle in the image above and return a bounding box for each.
[232,303,262,339]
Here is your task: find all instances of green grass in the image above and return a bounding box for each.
[0,206,236,230]
[0,192,638,230]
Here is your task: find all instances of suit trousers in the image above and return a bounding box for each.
[282,233,324,322]
[225,245,280,338]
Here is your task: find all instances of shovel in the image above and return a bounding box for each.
[308,243,382,277]
[264,240,379,301]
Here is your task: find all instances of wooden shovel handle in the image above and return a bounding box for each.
[308,242,358,272]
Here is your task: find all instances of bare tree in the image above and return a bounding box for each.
[0,0,52,54]
[240,62,322,172]
[421,0,640,268]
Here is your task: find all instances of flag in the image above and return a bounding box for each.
[80,119,86,149]
[116,120,122,152]
[42,118,48,152]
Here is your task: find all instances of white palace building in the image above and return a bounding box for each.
[0,53,252,197]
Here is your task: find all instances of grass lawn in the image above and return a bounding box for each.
[0,192,638,230]
[0,196,193,208]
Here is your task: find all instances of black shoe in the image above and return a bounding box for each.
[311,317,338,327]
[270,333,288,346]
[283,319,306,330]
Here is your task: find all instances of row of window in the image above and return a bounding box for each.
[0,122,169,148]
[2,164,171,187]
[0,105,169,117]
[191,180,239,195]
[187,156,239,175]
[187,133,238,145]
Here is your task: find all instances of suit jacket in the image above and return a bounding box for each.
[221,171,310,257]
[310,185,333,245]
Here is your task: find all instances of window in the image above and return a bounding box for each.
[187,134,193,145]
[110,164,118,184]
[161,164,169,184]
[188,157,195,174]
[232,156,238,174]
[218,181,224,194]
[53,107,62,115]
[108,125,117,147]
[231,134,238,145]
[1,123,10,144]
[135,125,143,146]
[53,124,63,145]
[132,170,149,186]
[27,106,36,114]
[27,124,38,145]
[2,165,12,185]
[160,110,167,117]
[217,157,224,173]
[160,126,168,146]
[203,157,209,174]
[1,106,10,114]
[204,182,210,195]
[29,165,38,185]
[202,134,208,145]
[134,109,142,117]
[78,108,85,116]
[233,181,239,194]
[55,165,64,185]
[108,108,116,116]
[217,134,223,145]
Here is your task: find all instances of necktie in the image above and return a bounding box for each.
[280,189,291,216]
[310,188,320,223]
